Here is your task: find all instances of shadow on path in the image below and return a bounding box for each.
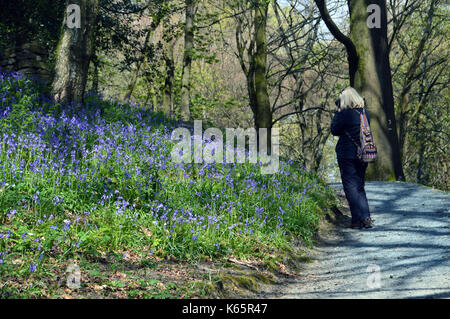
[261,182,450,299]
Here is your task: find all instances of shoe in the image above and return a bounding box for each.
[351,222,362,229]
[361,217,374,229]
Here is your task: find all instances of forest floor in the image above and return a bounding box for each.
[26,181,447,299]
[255,181,450,299]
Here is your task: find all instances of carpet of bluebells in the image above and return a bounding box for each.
[0,71,336,279]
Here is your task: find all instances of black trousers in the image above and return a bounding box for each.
[338,158,371,223]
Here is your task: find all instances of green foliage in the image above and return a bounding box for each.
[0,76,337,284]
[0,75,41,133]
[390,0,450,190]
[0,0,65,68]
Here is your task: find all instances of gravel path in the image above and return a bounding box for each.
[264,181,450,299]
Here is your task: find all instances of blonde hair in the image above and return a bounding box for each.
[339,87,365,109]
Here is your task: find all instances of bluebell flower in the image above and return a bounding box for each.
[29,263,37,273]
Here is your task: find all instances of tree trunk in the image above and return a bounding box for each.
[91,53,99,94]
[314,0,359,85]
[348,0,404,180]
[51,0,99,105]
[162,36,175,117]
[253,1,272,149]
[235,18,257,125]
[180,0,196,121]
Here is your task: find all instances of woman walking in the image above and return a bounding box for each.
[331,87,374,229]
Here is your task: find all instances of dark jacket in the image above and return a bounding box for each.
[331,107,371,159]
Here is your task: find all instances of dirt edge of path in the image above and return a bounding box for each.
[199,190,351,299]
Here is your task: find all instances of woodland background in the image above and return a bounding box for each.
[0,0,448,189]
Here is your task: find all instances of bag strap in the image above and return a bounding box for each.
[344,108,364,148]
[345,130,360,149]
[358,108,371,129]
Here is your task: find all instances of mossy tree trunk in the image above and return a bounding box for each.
[162,36,175,117]
[235,16,257,126]
[253,0,272,149]
[91,48,99,95]
[51,0,99,105]
[315,0,404,180]
[180,0,196,121]
[348,0,404,180]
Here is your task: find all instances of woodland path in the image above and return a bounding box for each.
[260,182,450,299]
